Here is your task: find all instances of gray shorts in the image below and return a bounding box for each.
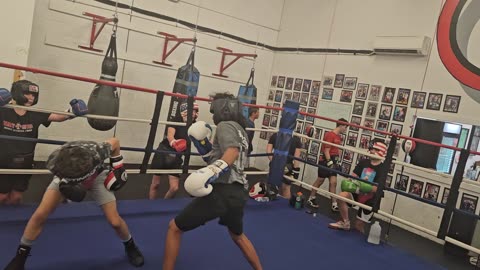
[47,171,116,206]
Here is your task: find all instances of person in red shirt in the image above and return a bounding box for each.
[307,118,348,212]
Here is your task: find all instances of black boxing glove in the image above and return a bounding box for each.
[104,155,127,191]
[59,180,87,202]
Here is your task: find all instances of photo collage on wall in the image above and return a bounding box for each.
[264,75,324,164]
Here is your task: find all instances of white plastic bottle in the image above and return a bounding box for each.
[367,221,382,245]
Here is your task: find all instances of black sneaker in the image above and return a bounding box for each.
[4,245,31,270]
[124,239,144,267]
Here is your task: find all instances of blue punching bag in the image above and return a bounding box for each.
[238,68,257,120]
[87,33,120,131]
[166,48,200,123]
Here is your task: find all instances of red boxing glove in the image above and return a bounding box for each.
[104,155,127,191]
[170,139,187,152]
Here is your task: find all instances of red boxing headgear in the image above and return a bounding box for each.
[371,141,387,157]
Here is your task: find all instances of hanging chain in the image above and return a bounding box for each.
[112,0,119,34]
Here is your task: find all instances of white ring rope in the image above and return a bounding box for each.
[4,104,187,127]
[0,168,269,176]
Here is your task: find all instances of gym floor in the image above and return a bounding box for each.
[10,165,477,270]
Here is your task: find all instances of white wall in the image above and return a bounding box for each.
[262,0,480,244]
[22,0,282,163]
[0,0,36,86]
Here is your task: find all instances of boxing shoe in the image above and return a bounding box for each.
[4,245,31,270]
[124,238,144,267]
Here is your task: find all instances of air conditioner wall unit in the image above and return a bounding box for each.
[373,36,431,56]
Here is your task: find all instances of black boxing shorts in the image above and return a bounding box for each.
[0,153,34,193]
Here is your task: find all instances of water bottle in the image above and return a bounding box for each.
[295,192,303,209]
[367,221,382,245]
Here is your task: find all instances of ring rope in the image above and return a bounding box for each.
[0,168,269,176]
[4,104,187,127]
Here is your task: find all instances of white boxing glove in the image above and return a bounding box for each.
[184,160,229,197]
[188,121,212,141]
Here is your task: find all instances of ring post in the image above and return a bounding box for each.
[140,91,164,173]
[438,148,470,239]
[372,135,397,213]
[267,100,299,188]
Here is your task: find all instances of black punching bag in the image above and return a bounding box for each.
[87,33,120,131]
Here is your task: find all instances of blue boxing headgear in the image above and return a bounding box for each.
[209,96,245,127]
[11,80,39,106]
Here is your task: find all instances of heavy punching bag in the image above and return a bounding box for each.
[166,48,200,123]
[87,32,120,131]
[238,68,257,120]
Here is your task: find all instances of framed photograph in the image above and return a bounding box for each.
[272,103,281,115]
[352,100,365,115]
[323,76,334,87]
[343,77,357,90]
[356,83,369,100]
[260,131,267,140]
[443,95,461,113]
[390,123,403,135]
[270,76,277,87]
[359,134,371,149]
[262,114,271,126]
[340,90,353,103]
[314,128,323,140]
[347,131,358,147]
[268,90,275,101]
[350,116,362,131]
[382,87,396,103]
[300,151,307,161]
[300,93,309,106]
[298,106,306,120]
[363,118,375,135]
[285,77,294,90]
[343,150,354,163]
[379,104,393,120]
[270,115,278,127]
[394,174,409,191]
[306,108,316,122]
[294,78,303,91]
[341,162,352,174]
[334,74,345,88]
[340,133,346,145]
[310,141,320,155]
[266,131,273,141]
[311,80,321,94]
[375,121,389,137]
[396,88,411,105]
[322,88,334,100]
[292,92,300,102]
[460,193,478,213]
[423,183,440,202]
[408,179,424,197]
[302,79,312,92]
[442,188,450,205]
[274,90,283,102]
[393,105,407,122]
[265,103,272,114]
[393,142,401,158]
[386,175,393,188]
[426,93,443,110]
[277,76,286,88]
[283,92,292,104]
[295,121,304,133]
[366,102,378,118]
[411,91,427,109]
[369,85,382,101]
[309,94,319,108]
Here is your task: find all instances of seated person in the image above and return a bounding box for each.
[328,138,387,233]
[3,138,144,269]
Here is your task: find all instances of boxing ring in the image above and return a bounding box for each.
[0,61,477,269]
